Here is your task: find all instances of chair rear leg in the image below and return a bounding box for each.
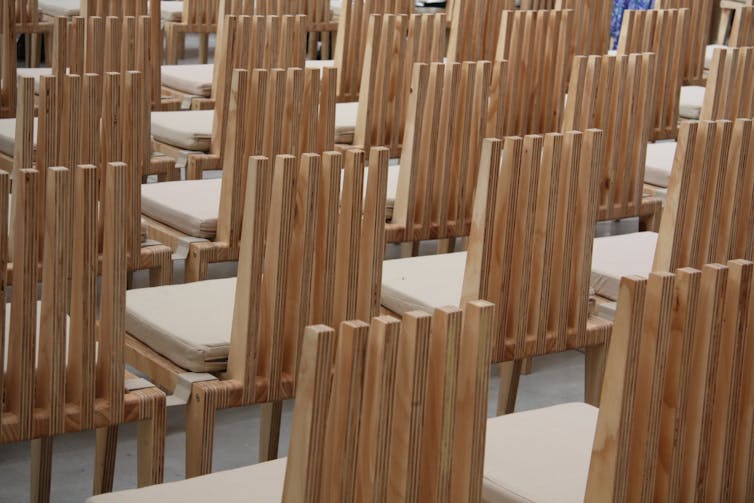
[31,437,53,503]
[93,426,119,495]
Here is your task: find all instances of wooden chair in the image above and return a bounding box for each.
[388,60,499,255]
[299,0,337,60]
[716,0,753,43]
[486,8,574,138]
[617,8,688,141]
[482,259,754,502]
[8,0,54,68]
[594,119,754,319]
[382,129,612,416]
[121,147,388,476]
[164,0,219,64]
[656,0,716,85]
[0,164,166,502]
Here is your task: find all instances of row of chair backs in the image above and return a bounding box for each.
[354,14,445,155]
[461,131,611,363]
[283,300,494,503]
[701,46,754,121]
[333,1,415,102]
[587,260,754,501]
[225,148,389,405]
[389,61,497,244]
[488,8,573,137]
[655,119,754,272]
[563,53,656,222]
[0,162,129,442]
[617,8,688,140]
[655,0,715,85]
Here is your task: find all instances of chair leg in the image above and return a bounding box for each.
[259,401,283,462]
[184,244,211,283]
[165,27,178,65]
[30,34,41,68]
[496,361,522,416]
[93,426,119,495]
[520,357,533,375]
[437,237,456,254]
[585,343,608,407]
[198,33,209,64]
[400,241,419,258]
[639,208,662,233]
[31,437,53,503]
[137,409,166,487]
[186,383,217,478]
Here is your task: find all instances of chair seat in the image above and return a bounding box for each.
[0,117,37,157]
[590,232,657,301]
[161,1,184,22]
[644,140,677,188]
[483,403,597,503]
[151,110,213,151]
[86,457,287,503]
[141,178,220,238]
[39,0,80,16]
[705,43,727,69]
[126,277,235,372]
[335,101,358,144]
[679,85,705,120]
[161,64,213,97]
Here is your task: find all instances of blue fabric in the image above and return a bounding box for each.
[611,0,655,48]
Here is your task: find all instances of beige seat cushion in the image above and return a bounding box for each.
[151,110,213,151]
[335,101,358,144]
[0,117,37,157]
[590,231,657,301]
[141,178,220,238]
[381,252,466,315]
[161,1,184,22]
[679,85,705,120]
[304,59,336,70]
[161,64,213,97]
[483,403,597,503]
[126,277,235,372]
[39,0,80,16]
[705,43,727,69]
[644,140,677,188]
[86,457,287,503]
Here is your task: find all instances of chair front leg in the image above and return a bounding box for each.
[31,437,53,503]
[186,382,218,478]
[93,426,119,495]
[259,401,283,462]
[137,406,166,487]
[584,343,608,407]
[496,361,522,416]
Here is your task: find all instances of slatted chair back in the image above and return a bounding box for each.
[562,53,657,222]
[1,1,18,117]
[460,130,609,364]
[520,0,556,8]
[655,0,715,85]
[283,300,494,503]
[353,14,446,155]
[487,8,574,138]
[11,0,44,33]
[182,0,221,26]
[388,61,498,246]
[225,147,388,406]
[447,0,513,62]
[617,8,688,140]
[700,46,754,121]
[81,0,148,17]
[555,0,611,55]
[586,260,754,502]
[299,0,337,59]
[332,0,414,102]
[213,67,335,257]
[729,4,754,45]
[654,119,754,272]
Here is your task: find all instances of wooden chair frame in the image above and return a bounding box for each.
[655,0,716,85]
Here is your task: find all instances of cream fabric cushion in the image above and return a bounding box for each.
[39,0,80,16]
[644,140,677,188]
[161,1,184,22]
[705,44,727,69]
[381,252,466,314]
[590,232,657,301]
[679,85,705,120]
[141,178,220,238]
[335,101,358,144]
[305,59,336,70]
[126,278,235,372]
[0,117,37,157]
[483,403,597,503]
[86,458,287,503]
[151,110,213,151]
[161,64,213,97]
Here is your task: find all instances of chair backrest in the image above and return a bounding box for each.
[389,61,498,244]
[353,14,446,155]
[654,119,754,272]
[617,8,688,140]
[210,14,309,155]
[461,131,608,363]
[562,53,656,221]
[81,0,148,17]
[586,260,754,502]
[225,148,389,405]
[283,300,495,503]
[555,0,611,56]
[655,0,715,85]
[519,0,556,8]
[1,161,129,442]
[487,8,573,137]
[447,0,513,62]
[700,46,754,121]
[11,0,41,30]
[729,4,754,45]
[332,0,413,102]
